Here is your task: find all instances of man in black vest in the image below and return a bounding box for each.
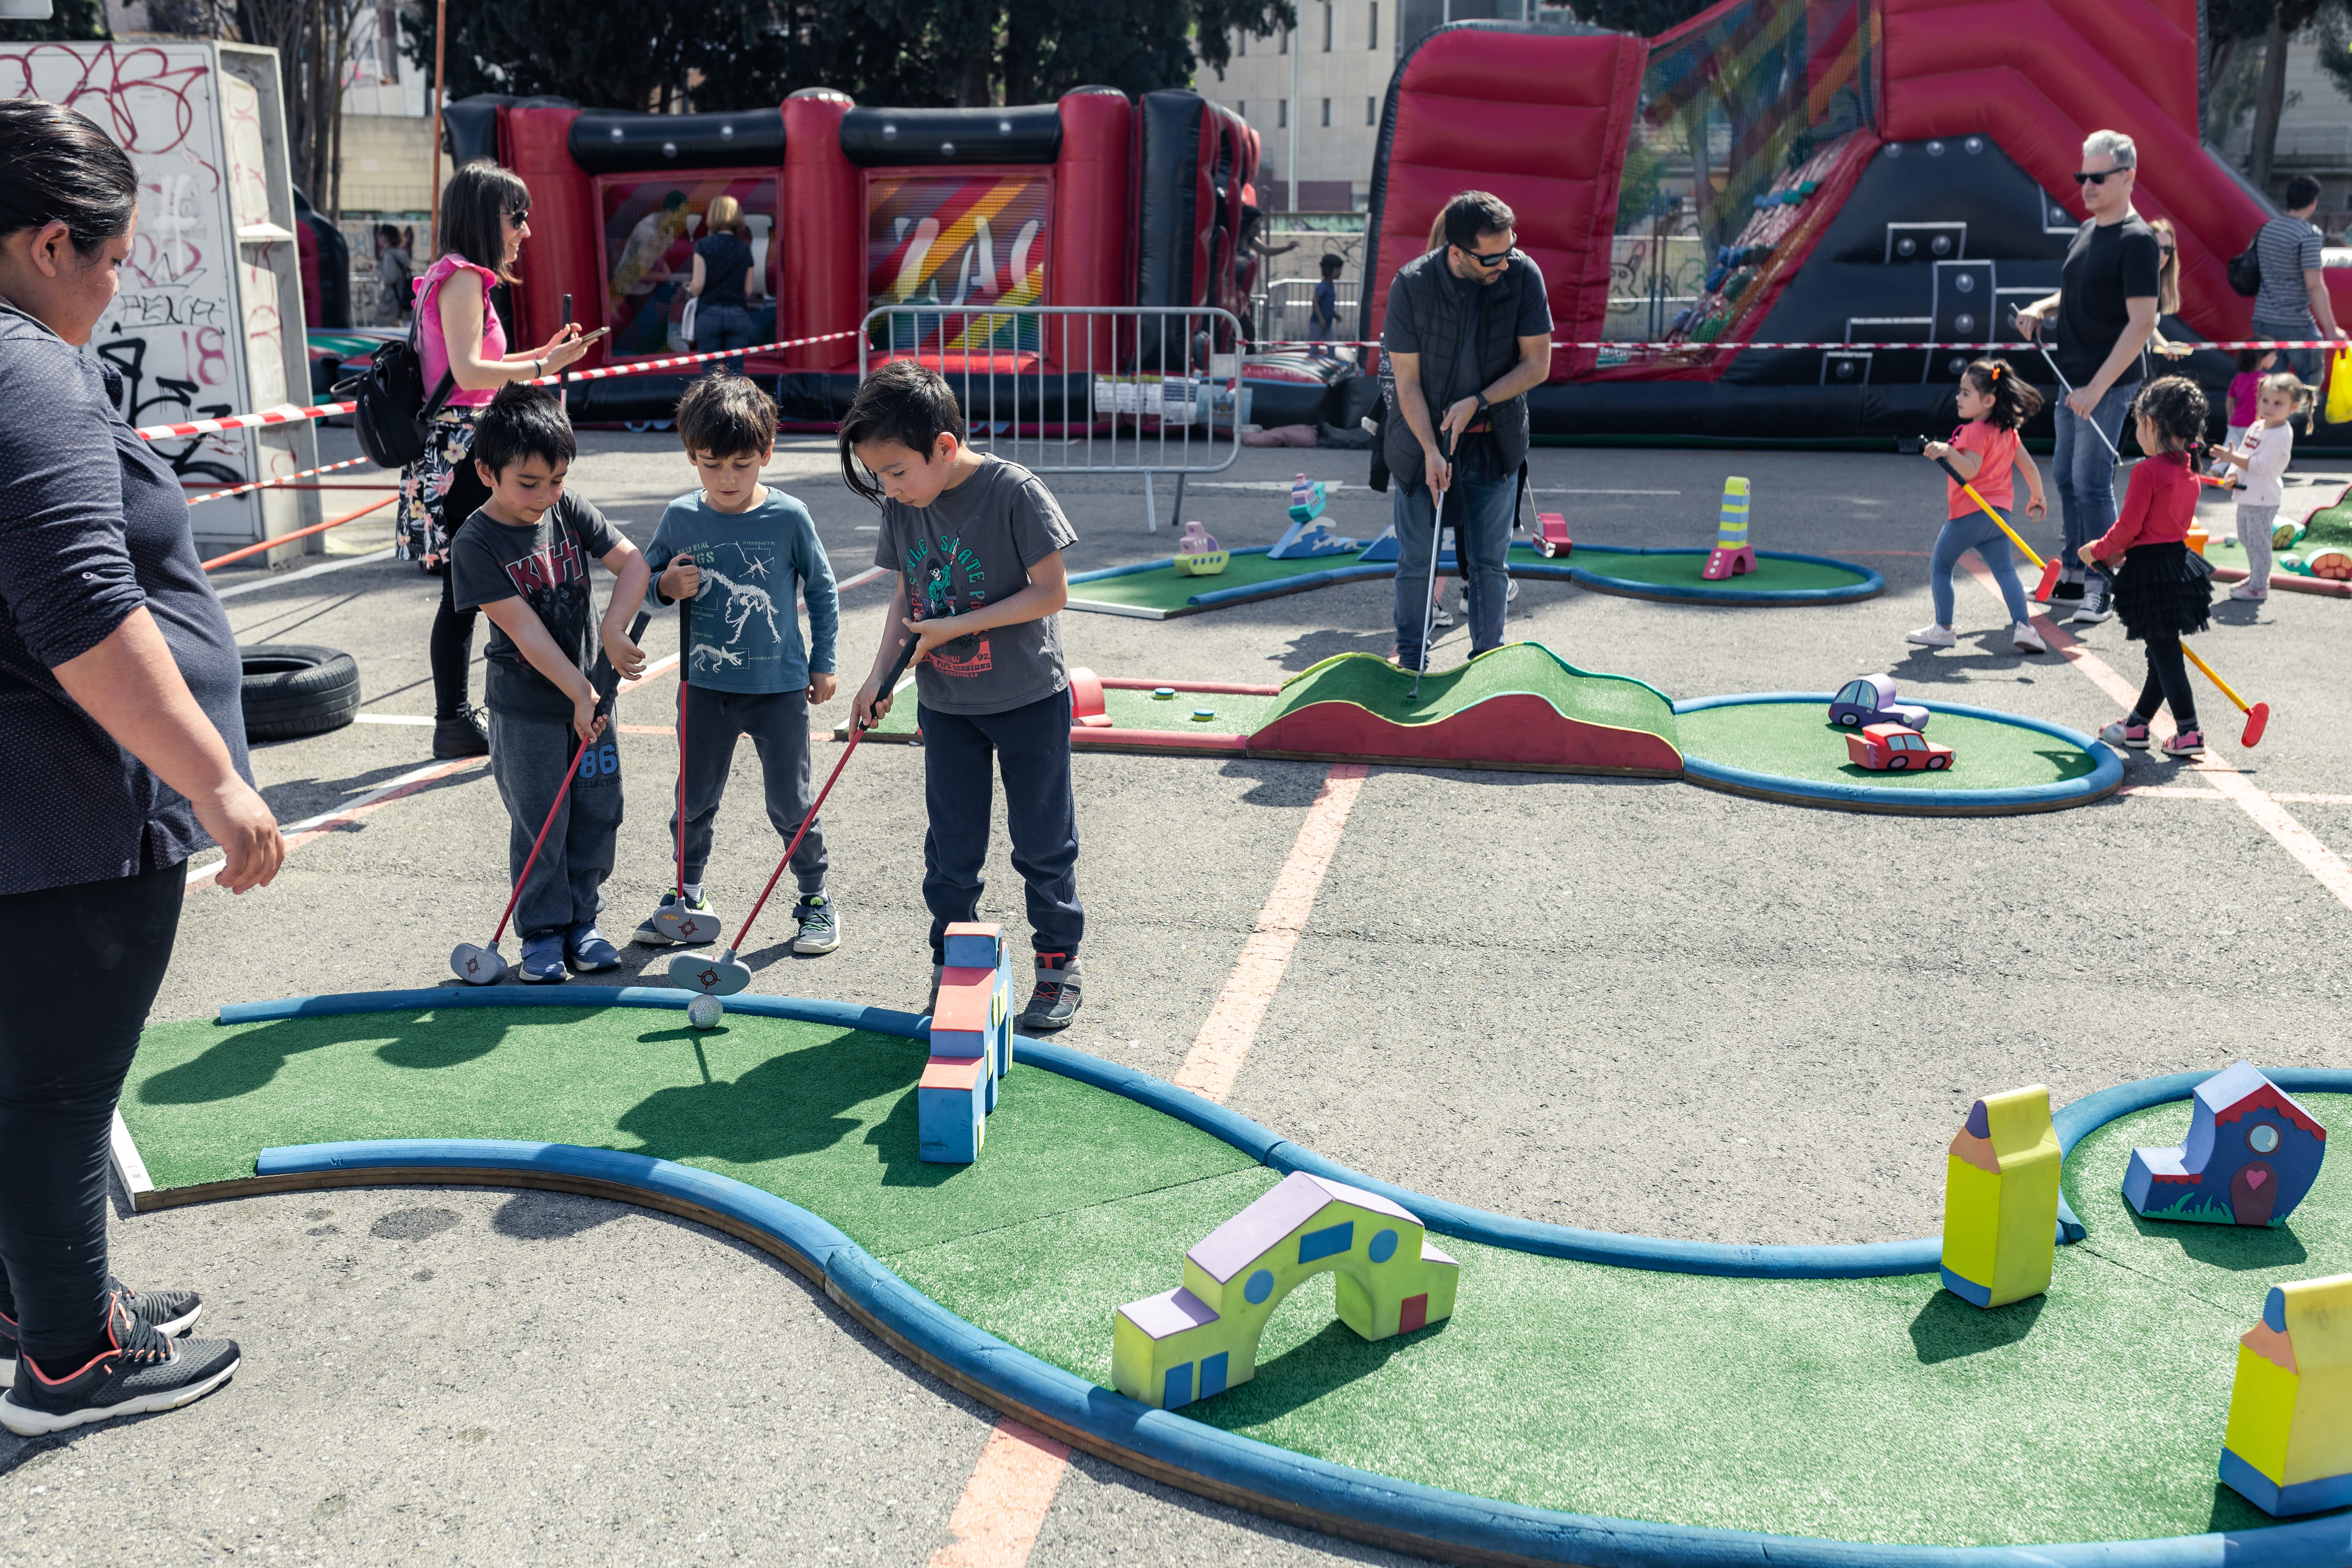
[1381,190,1554,667]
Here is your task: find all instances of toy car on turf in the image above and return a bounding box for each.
[1829,675,1930,731]
[1846,722,1953,771]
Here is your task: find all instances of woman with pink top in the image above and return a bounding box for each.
[398,160,593,758]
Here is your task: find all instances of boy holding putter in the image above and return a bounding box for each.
[843,361,1087,1031]
[450,385,650,983]
[636,374,844,955]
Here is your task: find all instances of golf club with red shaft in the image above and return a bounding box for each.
[653,596,724,945]
[669,626,923,996]
[452,607,652,984]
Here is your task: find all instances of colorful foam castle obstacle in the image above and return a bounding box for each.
[1169,520,1228,577]
[917,923,1015,1164]
[2219,1274,2352,1517]
[1112,1171,1458,1411]
[1940,1086,2060,1308]
[1703,477,1756,581]
[2123,1062,2327,1227]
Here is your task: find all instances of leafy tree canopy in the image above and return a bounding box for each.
[0,0,110,45]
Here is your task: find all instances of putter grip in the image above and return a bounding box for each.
[590,608,656,706]
[1926,446,1968,488]
[860,631,922,731]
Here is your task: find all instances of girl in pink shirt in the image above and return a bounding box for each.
[1912,359,2049,654]
[2082,376,2213,755]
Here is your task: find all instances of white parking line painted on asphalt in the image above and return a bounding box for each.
[185,754,487,893]
[212,546,398,600]
[1968,562,2352,909]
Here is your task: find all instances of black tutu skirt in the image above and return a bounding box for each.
[2111,541,2213,642]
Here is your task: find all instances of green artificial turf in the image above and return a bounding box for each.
[1067,551,1382,612]
[121,1002,2350,1547]
[1254,645,1680,743]
[122,1007,1251,1257]
[1569,550,1873,593]
[1677,701,2097,791]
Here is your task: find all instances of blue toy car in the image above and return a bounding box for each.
[1829,674,1929,732]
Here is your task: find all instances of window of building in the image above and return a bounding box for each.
[1323,2,1333,50]
[1369,1,1379,47]
[1321,98,1331,127]
[1367,96,1377,125]
[1278,100,1287,127]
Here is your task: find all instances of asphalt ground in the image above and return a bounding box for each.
[6,426,2350,1564]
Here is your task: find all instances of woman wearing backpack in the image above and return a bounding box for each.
[397,160,592,759]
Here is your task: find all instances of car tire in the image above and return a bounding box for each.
[1838,713,1857,726]
[240,644,360,741]
[1887,755,1909,770]
[1928,755,1949,770]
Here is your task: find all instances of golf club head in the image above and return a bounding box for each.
[668,947,751,996]
[450,942,507,985]
[2243,701,2270,748]
[655,902,724,947]
[2035,557,2062,603]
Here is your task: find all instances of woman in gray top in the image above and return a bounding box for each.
[0,98,279,1436]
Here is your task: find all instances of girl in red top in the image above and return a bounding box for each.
[1913,359,2049,654]
[2081,376,2213,755]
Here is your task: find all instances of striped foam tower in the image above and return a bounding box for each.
[1703,475,1756,580]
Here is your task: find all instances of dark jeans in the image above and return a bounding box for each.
[2134,634,2200,731]
[674,682,827,894]
[429,464,492,720]
[694,303,755,376]
[918,688,1083,960]
[2053,383,2133,586]
[1392,468,1517,666]
[2251,313,2320,383]
[0,856,183,1364]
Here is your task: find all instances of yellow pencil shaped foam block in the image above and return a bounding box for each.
[2220,1273,2352,1516]
[1938,1085,2060,1308]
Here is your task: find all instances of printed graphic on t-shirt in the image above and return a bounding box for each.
[681,538,786,681]
[504,533,584,595]
[906,532,991,677]
[502,526,594,678]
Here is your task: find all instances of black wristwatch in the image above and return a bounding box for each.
[1475,393,1492,416]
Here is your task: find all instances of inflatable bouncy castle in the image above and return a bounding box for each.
[441,87,1265,422]
[1363,0,2352,438]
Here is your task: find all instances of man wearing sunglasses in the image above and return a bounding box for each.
[1379,190,1553,669]
[2013,130,2161,625]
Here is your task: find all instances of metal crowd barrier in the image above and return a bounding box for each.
[856,305,1246,532]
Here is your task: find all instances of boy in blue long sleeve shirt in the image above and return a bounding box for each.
[633,374,845,955]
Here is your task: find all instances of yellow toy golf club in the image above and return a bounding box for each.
[2180,640,2270,747]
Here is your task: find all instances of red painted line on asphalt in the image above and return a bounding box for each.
[1966,562,2352,909]
[1174,763,1368,1103]
[926,1418,1071,1568]
[185,756,485,895]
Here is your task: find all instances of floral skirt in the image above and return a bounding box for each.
[396,405,482,561]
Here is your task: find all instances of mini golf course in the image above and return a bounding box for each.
[115,991,2352,1566]
[1675,694,2121,815]
[1062,543,1883,619]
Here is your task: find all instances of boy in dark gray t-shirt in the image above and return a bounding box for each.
[843,361,1086,1033]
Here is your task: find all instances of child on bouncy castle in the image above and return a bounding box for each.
[2082,376,2214,757]
[840,361,1088,1034]
[1912,359,2050,656]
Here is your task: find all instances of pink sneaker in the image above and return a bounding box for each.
[2162,730,2206,757]
[2099,719,2150,749]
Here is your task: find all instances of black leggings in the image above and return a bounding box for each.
[427,459,493,720]
[2134,633,2200,731]
[0,856,183,1365]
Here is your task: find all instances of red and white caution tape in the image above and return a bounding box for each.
[185,455,387,506]
[138,327,864,444]
[1260,335,2352,354]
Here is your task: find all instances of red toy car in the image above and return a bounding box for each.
[1846,722,1952,771]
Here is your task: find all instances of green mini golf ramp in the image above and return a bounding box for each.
[1247,644,1684,775]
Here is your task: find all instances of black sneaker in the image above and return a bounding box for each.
[791,892,840,955]
[2070,579,2114,625]
[0,1281,201,1383]
[1018,953,1083,1033]
[2049,579,2085,605]
[433,705,491,759]
[0,1292,239,1437]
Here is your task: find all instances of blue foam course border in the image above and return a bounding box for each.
[1564,547,1885,606]
[1671,693,2124,815]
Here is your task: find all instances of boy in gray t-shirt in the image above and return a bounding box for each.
[843,361,1086,1032]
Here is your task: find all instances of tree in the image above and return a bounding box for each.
[0,0,110,44]
[403,0,1295,113]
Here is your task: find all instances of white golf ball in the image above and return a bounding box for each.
[687,994,724,1030]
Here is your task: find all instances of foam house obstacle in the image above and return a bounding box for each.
[917,923,1015,1165]
[1938,1085,2060,1309]
[2123,1061,2327,1227]
[2220,1274,2352,1517]
[1361,0,2352,439]
[435,87,1360,426]
[1113,1172,1458,1411]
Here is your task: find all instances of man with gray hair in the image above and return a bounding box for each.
[2014,128,2161,624]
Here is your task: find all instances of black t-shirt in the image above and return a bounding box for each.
[450,494,625,719]
[2055,216,2161,387]
[694,232,753,308]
